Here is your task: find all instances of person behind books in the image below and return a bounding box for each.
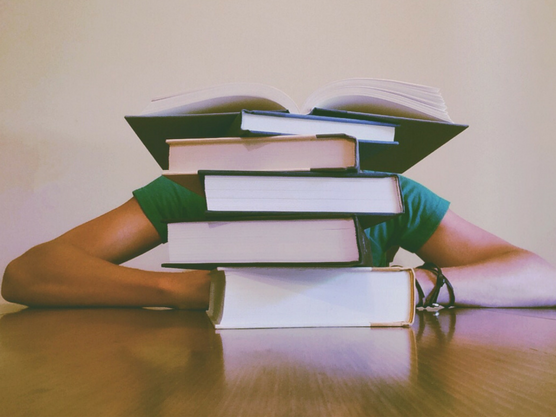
[2,175,556,309]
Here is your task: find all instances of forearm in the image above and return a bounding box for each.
[2,242,211,309]
[416,249,556,307]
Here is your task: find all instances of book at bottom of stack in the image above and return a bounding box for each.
[205,266,416,329]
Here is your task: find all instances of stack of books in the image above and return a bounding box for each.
[126,78,468,329]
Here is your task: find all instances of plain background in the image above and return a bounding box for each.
[1,0,555,303]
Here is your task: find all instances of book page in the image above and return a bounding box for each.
[141,83,300,115]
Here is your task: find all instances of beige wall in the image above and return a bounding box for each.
[1,0,555,295]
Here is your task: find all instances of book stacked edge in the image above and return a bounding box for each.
[126,78,468,328]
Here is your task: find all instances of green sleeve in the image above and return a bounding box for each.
[132,176,207,243]
[366,175,450,266]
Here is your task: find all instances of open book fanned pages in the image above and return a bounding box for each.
[139,78,454,122]
[126,78,467,172]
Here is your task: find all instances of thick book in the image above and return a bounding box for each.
[167,134,360,172]
[162,215,372,269]
[137,78,453,122]
[197,170,404,229]
[162,134,395,195]
[205,266,416,329]
[227,110,397,143]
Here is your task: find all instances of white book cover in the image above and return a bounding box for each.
[207,266,415,329]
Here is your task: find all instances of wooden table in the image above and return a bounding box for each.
[1,303,556,417]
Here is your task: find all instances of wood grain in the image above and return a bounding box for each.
[1,306,555,416]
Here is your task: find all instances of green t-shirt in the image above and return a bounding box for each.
[132,175,450,267]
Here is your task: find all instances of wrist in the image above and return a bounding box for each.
[161,270,211,310]
[415,263,455,310]
[415,268,436,295]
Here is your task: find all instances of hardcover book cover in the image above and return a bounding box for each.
[162,215,373,269]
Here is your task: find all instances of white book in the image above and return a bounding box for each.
[207,266,416,329]
[164,216,372,267]
[231,110,397,143]
[166,134,358,172]
[201,171,404,218]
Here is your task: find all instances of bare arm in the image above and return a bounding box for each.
[415,209,556,307]
[1,198,211,309]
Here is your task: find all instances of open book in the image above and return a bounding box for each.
[139,78,454,122]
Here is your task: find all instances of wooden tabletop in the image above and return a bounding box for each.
[1,303,556,417]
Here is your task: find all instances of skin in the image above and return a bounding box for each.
[416,210,556,307]
[2,197,556,309]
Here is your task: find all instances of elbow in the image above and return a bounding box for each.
[2,246,46,306]
[2,257,26,304]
